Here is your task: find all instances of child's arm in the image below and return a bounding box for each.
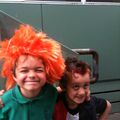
[0,98,4,108]
[0,90,5,96]
[0,90,5,108]
[56,86,63,93]
[98,100,111,120]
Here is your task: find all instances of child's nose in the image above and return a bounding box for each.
[78,87,85,95]
[28,70,36,78]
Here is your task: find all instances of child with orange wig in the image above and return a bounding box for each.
[0,24,65,120]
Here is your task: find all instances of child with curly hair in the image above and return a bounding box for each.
[54,56,111,120]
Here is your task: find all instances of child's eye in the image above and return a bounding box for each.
[84,84,90,89]
[20,70,28,73]
[71,83,90,90]
[35,68,44,72]
[72,84,80,90]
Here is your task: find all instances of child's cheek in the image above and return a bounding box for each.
[85,89,91,101]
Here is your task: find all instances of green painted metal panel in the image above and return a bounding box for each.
[90,80,120,92]
[92,91,120,103]
[110,103,120,113]
[42,4,120,81]
[0,3,42,30]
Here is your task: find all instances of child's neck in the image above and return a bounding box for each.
[67,102,78,110]
[66,96,78,110]
[20,88,41,98]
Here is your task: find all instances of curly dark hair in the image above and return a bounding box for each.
[60,56,91,89]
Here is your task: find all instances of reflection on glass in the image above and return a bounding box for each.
[0,11,21,40]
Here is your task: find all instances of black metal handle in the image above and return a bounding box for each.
[72,48,99,84]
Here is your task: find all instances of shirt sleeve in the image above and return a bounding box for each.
[0,101,7,120]
[91,96,107,114]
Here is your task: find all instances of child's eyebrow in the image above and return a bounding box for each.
[17,66,45,70]
[35,67,45,70]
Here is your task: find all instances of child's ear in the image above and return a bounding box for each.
[85,89,91,101]
[11,69,17,80]
[12,74,17,82]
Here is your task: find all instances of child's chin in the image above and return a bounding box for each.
[75,98,85,104]
[24,86,41,91]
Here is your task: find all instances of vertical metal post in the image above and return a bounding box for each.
[81,0,86,4]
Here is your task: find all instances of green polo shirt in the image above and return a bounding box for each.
[0,84,57,120]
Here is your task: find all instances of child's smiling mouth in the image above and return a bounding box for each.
[24,80,40,84]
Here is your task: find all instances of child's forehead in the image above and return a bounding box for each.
[16,55,43,65]
[18,55,41,61]
[68,72,90,83]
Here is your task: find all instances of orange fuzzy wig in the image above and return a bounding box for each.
[0,24,65,90]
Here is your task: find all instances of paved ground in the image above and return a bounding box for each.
[109,113,120,120]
